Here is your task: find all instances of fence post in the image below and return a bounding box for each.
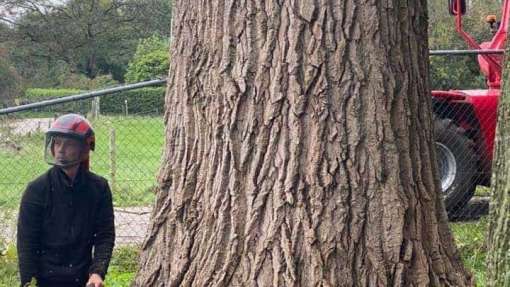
[124,99,129,117]
[91,97,100,119]
[110,127,117,192]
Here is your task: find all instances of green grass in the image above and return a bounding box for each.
[0,115,164,209]
[104,246,140,286]
[0,243,141,286]
[475,186,491,197]
[450,217,489,286]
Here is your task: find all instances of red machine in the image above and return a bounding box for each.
[433,0,508,215]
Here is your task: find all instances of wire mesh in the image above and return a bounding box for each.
[0,89,494,246]
[0,95,163,246]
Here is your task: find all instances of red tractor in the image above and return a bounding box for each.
[432,0,508,216]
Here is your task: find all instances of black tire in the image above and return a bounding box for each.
[434,118,477,218]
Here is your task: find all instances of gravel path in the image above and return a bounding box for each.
[1,118,53,135]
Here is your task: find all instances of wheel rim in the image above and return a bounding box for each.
[435,142,457,193]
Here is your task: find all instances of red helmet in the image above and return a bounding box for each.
[44,114,95,169]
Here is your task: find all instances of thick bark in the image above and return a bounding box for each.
[486,52,510,287]
[134,1,471,286]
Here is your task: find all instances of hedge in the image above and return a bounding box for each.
[16,89,85,114]
[100,87,165,115]
[17,87,165,115]
[24,88,83,100]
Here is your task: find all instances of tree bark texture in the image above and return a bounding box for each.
[486,52,510,287]
[134,1,472,286]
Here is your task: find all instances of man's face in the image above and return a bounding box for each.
[52,136,84,167]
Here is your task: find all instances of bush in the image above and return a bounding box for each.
[20,88,91,114]
[100,87,165,115]
[16,86,164,115]
[58,73,120,90]
[125,35,169,83]
[24,88,83,100]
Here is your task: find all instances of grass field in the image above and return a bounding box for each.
[0,115,164,208]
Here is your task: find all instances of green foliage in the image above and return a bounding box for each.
[100,87,166,115]
[125,36,170,83]
[58,73,120,90]
[429,56,486,90]
[428,0,502,90]
[0,242,19,286]
[0,49,22,106]
[1,0,171,84]
[19,86,165,115]
[24,88,83,100]
[20,88,92,114]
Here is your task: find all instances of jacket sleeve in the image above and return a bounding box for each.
[17,183,45,286]
[89,181,115,279]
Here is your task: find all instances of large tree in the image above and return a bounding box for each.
[486,52,510,286]
[134,1,472,286]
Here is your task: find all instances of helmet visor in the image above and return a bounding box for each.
[44,134,86,167]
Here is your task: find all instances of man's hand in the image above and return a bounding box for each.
[86,273,104,287]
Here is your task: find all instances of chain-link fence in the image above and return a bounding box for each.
[0,84,494,243]
[0,82,165,246]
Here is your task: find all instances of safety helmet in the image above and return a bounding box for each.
[44,114,95,169]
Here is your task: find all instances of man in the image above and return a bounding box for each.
[17,113,115,287]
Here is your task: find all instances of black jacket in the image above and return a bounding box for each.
[17,166,115,286]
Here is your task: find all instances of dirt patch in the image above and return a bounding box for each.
[1,118,53,136]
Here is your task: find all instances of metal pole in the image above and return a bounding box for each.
[0,79,167,115]
[110,127,117,192]
[429,49,505,56]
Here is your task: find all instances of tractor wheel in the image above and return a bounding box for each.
[434,118,477,218]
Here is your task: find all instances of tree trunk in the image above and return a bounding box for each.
[134,1,472,286]
[486,51,510,287]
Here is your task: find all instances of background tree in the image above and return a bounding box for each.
[125,35,169,83]
[134,1,472,286]
[428,0,501,90]
[486,51,510,286]
[0,47,21,106]
[0,0,171,84]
